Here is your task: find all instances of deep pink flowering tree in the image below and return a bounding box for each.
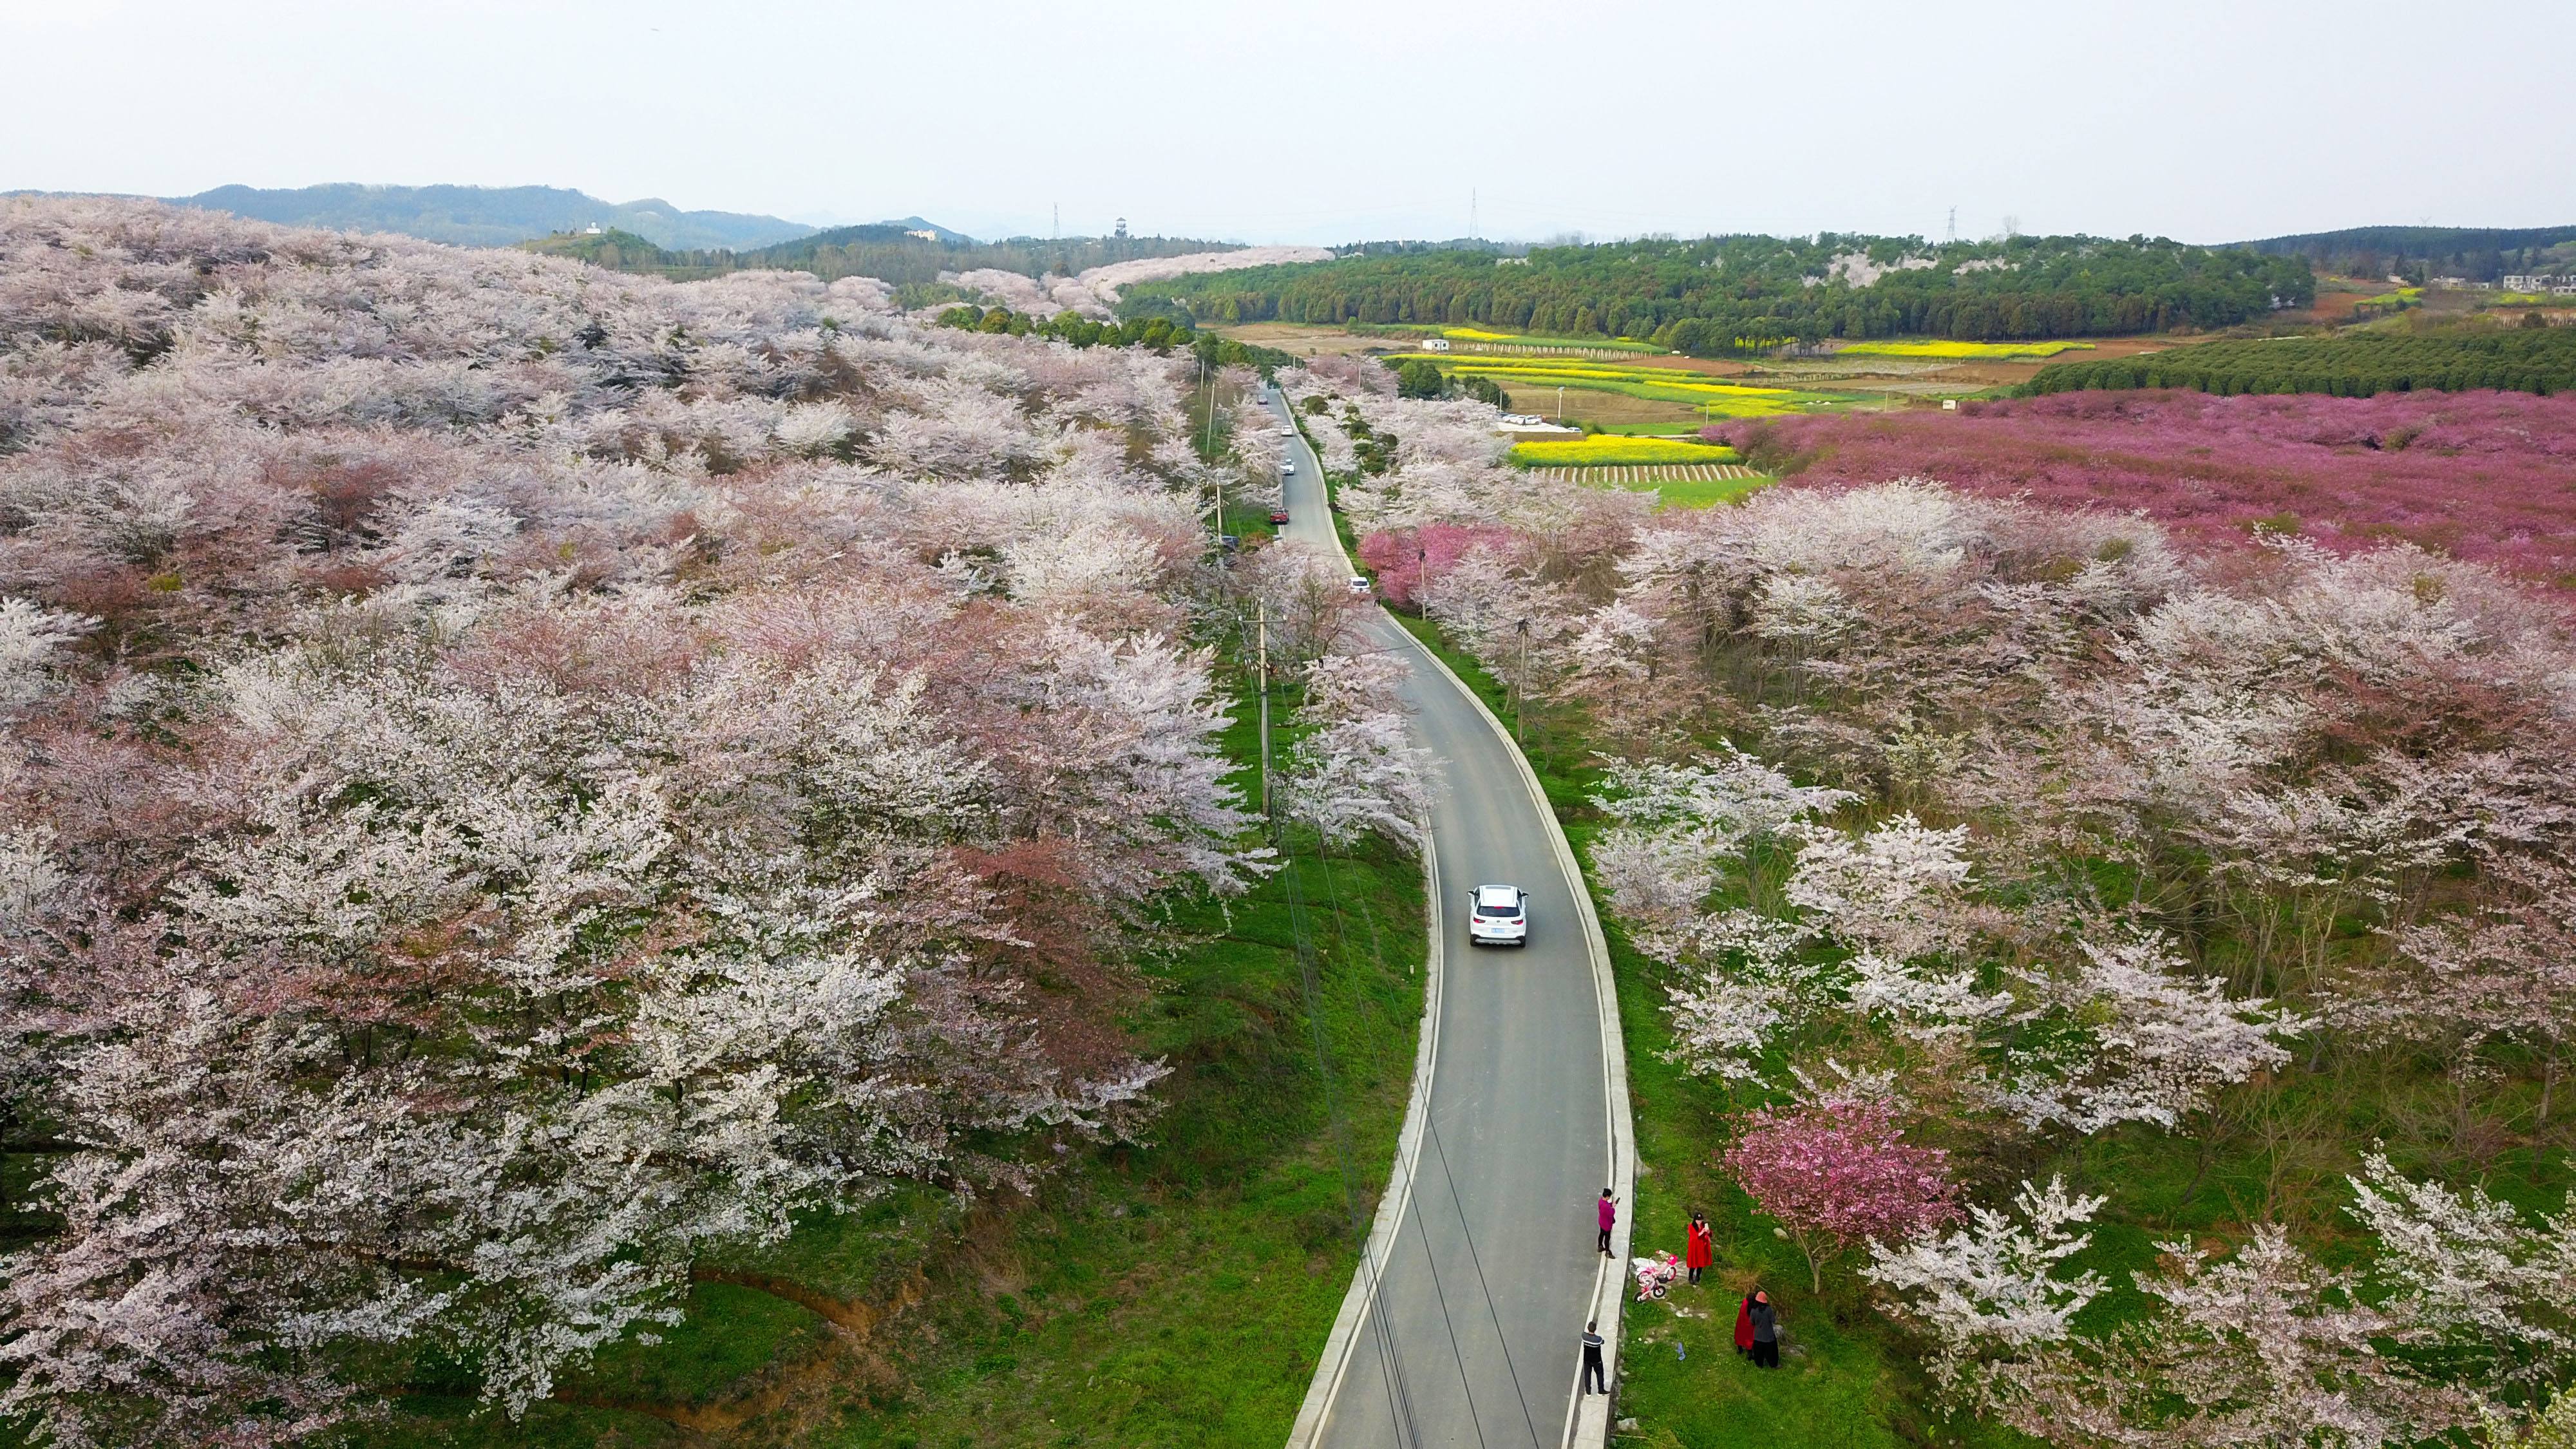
[1356,523,1519,607]
[1721,1098,1960,1291]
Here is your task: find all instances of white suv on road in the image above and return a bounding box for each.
[1468,884,1529,947]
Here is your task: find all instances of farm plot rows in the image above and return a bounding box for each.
[1524,462,1765,484]
[1441,327,1665,353]
[1396,352,1845,416]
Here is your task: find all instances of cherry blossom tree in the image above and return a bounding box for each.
[1864,1175,2109,1392]
[2344,855,2576,1122]
[1985,1227,2476,1449]
[1278,650,1435,851]
[2344,1151,2576,1403]
[0,598,87,718]
[2000,934,2302,1133]
[1720,1096,1959,1291]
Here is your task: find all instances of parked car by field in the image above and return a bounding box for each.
[1269,509,1290,524]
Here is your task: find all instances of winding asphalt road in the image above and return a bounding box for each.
[1251,390,1633,1449]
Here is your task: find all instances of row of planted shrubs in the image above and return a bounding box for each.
[2025,323,2576,398]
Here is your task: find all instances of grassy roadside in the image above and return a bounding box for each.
[365,644,1430,1449]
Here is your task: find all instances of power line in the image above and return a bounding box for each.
[1403,1134,1492,1449]
[1276,797,1423,1448]
[1424,1110,1544,1448]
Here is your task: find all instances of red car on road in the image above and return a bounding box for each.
[1269,509,1291,524]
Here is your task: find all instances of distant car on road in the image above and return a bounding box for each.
[1280,459,1296,474]
[1274,427,1296,437]
[1346,574,1372,596]
[1468,884,1529,946]
[1269,509,1290,524]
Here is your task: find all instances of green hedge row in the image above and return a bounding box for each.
[2025,327,2576,398]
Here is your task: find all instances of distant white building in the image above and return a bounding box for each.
[2502,275,2573,293]
[582,223,603,235]
[906,229,938,242]
[1420,337,1451,351]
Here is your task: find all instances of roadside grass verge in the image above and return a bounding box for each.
[365,637,1429,1448]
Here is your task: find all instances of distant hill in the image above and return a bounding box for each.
[2240,223,2576,283]
[529,223,1245,291]
[166,184,816,251]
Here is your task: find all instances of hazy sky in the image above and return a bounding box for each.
[5,0,2566,246]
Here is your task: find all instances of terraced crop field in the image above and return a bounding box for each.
[1396,352,1847,417]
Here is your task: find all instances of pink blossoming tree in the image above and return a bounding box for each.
[1720,1097,1960,1291]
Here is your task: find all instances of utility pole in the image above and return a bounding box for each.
[1202,359,1222,541]
[1052,202,1059,241]
[1514,618,1531,745]
[1472,188,1478,242]
[1946,207,1956,244]
[1257,602,1273,829]
[1201,357,1215,454]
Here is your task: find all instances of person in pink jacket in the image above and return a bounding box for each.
[1596,1188,1617,1256]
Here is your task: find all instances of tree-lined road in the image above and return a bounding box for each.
[1255,391,1633,1449]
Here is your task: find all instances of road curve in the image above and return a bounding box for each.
[1252,389,1636,1449]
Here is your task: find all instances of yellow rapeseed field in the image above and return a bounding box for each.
[1834,340,2098,359]
[1508,437,1741,467]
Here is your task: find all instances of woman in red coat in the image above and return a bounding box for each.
[1734,1290,1756,1356]
[1685,1211,1714,1286]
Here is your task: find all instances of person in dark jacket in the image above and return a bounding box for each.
[1685,1212,1714,1285]
[1581,1320,1609,1394]
[1748,1290,1780,1368]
